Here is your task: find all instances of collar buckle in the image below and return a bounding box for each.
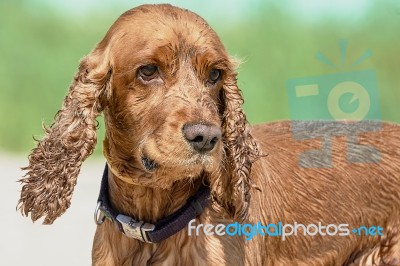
[116,214,155,243]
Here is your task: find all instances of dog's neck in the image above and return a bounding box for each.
[107,168,203,223]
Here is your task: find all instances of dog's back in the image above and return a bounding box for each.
[249,121,400,265]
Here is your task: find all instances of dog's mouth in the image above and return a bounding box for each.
[140,153,211,173]
[141,155,158,172]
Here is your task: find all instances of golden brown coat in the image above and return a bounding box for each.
[18,4,400,265]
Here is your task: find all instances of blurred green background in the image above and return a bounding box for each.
[1,0,399,155]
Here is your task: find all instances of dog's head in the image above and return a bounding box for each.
[18,4,261,224]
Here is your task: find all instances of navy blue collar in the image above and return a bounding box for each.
[94,164,210,243]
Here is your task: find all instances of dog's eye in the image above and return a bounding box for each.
[138,64,158,81]
[208,69,222,84]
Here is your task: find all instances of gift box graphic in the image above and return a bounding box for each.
[286,42,382,168]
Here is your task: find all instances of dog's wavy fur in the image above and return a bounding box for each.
[18,4,400,265]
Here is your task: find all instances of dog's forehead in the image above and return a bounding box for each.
[106,4,227,67]
[118,4,213,40]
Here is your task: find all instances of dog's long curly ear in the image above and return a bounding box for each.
[18,47,111,224]
[213,64,261,222]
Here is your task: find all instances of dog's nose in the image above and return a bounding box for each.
[182,123,222,153]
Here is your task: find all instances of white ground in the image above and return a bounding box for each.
[0,153,104,265]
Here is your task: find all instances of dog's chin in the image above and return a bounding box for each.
[139,152,216,179]
[141,155,159,172]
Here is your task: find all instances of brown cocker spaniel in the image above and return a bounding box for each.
[18,4,400,265]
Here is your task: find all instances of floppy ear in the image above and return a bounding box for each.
[212,66,261,222]
[18,48,111,224]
